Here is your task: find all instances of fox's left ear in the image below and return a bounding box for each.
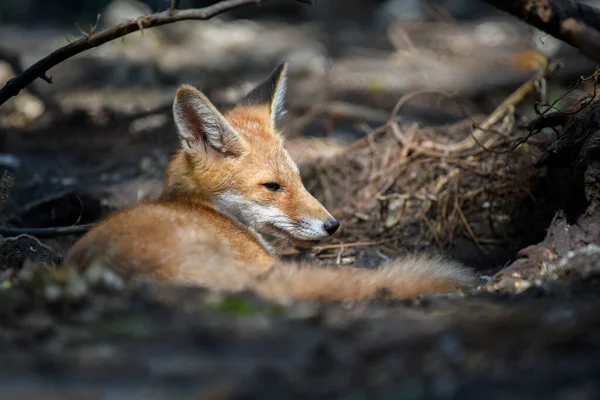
[173,85,244,157]
[241,63,288,128]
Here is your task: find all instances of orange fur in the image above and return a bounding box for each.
[66,64,478,302]
[255,254,477,302]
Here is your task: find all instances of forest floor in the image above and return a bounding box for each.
[1,5,600,398]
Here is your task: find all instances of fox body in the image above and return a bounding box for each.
[66,64,477,302]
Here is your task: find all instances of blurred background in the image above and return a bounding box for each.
[0,0,598,270]
[1,0,597,131]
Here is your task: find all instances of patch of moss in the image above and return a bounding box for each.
[208,296,258,316]
[267,303,286,316]
[94,315,156,339]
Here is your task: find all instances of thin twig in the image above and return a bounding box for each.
[388,55,550,156]
[312,239,396,252]
[528,68,599,131]
[420,211,443,249]
[454,199,483,253]
[335,245,345,265]
[0,0,311,106]
[352,64,547,160]
[317,163,334,211]
[0,48,58,109]
[517,68,599,162]
[0,223,95,238]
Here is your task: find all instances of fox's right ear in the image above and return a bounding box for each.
[240,63,288,128]
[173,85,244,156]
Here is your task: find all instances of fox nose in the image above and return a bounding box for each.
[324,218,340,235]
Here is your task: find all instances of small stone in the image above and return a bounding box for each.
[44,284,63,302]
[432,373,458,398]
[288,301,320,321]
[514,279,532,294]
[385,214,401,228]
[66,274,88,300]
[354,212,370,221]
[83,262,124,292]
[61,177,77,186]
[82,263,105,286]
[100,269,125,291]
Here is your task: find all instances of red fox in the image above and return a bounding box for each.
[66,64,477,302]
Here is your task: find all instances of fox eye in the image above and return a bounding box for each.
[263,182,282,192]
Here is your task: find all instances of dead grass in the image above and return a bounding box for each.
[297,111,548,268]
[286,52,558,269]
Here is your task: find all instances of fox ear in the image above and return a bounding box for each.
[241,63,288,128]
[173,85,244,156]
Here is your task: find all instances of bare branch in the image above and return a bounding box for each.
[0,48,58,108]
[481,0,600,63]
[0,0,310,107]
[0,223,95,238]
[40,73,53,84]
[170,0,180,11]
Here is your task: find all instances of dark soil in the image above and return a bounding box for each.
[2,250,600,399]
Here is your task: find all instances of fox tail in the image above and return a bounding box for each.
[254,254,479,302]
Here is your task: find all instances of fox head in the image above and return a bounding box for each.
[167,63,339,244]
